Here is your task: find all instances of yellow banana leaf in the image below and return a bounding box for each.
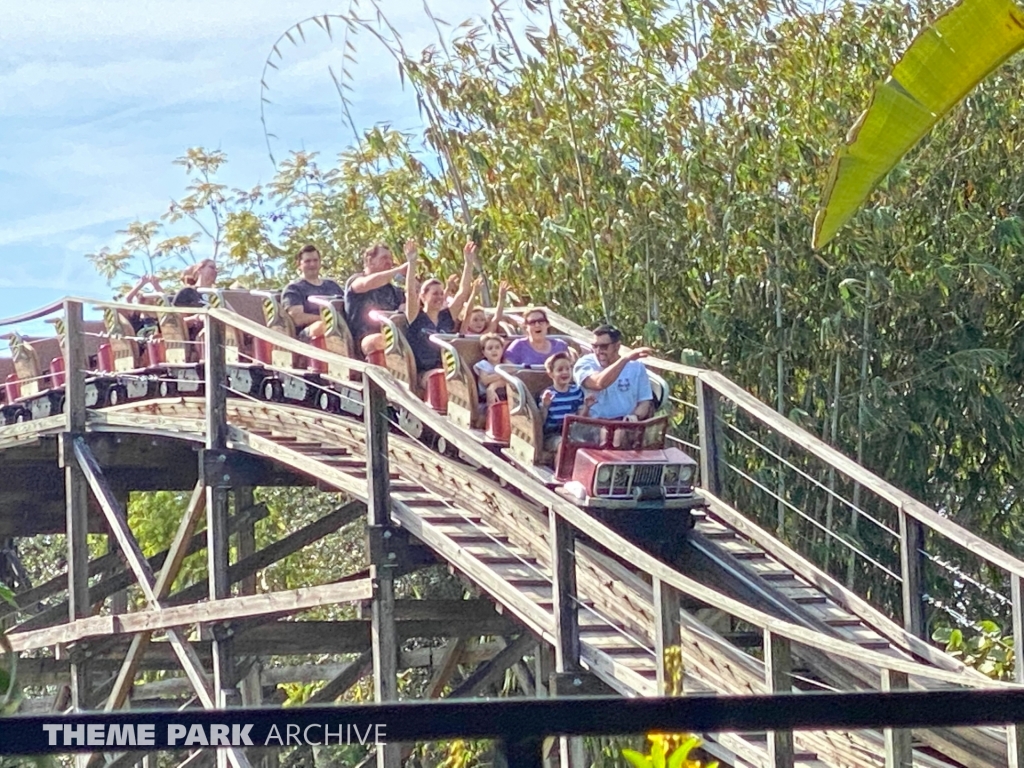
[812,0,1024,249]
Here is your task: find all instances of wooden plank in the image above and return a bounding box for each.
[550,512,579,673]
[105,481,207,711]
[364,377,391,528]
[372,568,399,768]
[63,300,86,433]
[61,432,91,715]
[7,579,372,651]
[696,380,722,495]
[882,669,912,768]
[306,648,374,705]
[62,302,88,708]
[226,427,368,498]
[449,634,536,698]
[653,578,681,696]
[389,501,553,640]
[86,410,206,439]
[764,630,795,768]
[205,313,227,451]
[234,489,257,597]
[16,635,512,685]
[898,505,926,640]
[1013,576,1024,768]
[701,495,974,676]
[205,475,234,712]
[425,637,467,699]
[10,503,268,632]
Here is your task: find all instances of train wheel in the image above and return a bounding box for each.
[262,379,284,402]
[56,395,66,414]
[317,391,338,413]
[158,380,177,398]
[106,386,128,406]
[397,409,423,440]
[13,409,30,424]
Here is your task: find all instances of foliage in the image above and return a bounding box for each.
[933,621,1015,680]
[0,582,16,713]
[623,733,719,768]
[814,0,1024,248]
[76,0,1024,680]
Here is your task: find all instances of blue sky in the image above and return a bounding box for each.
[0,0,530,326]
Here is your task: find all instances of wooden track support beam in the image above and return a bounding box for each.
[696,380,723,496]
[205,313,236,768]
[764,630,794,768]
[70,438,251,768]
[898,504,926,640]
[548,509,585,768]
[1012,575,1024,768]
[307,648,374,705]
[653,578,682,696]
[449,634,536,699]
[365,377,401,768]
[104,481,206,712]
[882,668,911,768]
[61,300,90,743]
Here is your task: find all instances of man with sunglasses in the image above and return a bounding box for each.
[573,324,654,421]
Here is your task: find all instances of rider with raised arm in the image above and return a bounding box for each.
[573,324,654,421]
[282,244,343,341]
[344,242,409,358]
[404,240,477,393]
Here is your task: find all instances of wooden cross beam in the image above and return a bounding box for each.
[71,437,252,768]
[449,634,537,699]
[105,480,207,711]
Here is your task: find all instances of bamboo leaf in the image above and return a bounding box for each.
[813,0,1024,248]
[622,750,654,768]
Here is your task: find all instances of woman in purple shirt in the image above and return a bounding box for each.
[504,308,569,366]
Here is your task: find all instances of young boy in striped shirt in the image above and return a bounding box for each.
[539,352,596,451]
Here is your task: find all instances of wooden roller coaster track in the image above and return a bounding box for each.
[1,299,1022,768]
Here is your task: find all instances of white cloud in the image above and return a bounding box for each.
[0,0,536,319]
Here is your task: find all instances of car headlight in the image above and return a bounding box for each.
[597,465,613,483]
[679,465,695,484]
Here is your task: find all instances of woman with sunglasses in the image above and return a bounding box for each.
[504,309,569,366]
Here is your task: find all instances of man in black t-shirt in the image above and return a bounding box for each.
[344,242,410,357]
[282,245,344,340]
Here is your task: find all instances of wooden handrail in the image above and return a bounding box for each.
[208,307,368,373]
[544,306,1024,582]
[0,299,66,327]
[206,305,1021,678]
[699,369,1024,582]
[357,364,998,687]
[0,298,1010,683]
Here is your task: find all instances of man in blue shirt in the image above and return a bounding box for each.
[573,324,654,421]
